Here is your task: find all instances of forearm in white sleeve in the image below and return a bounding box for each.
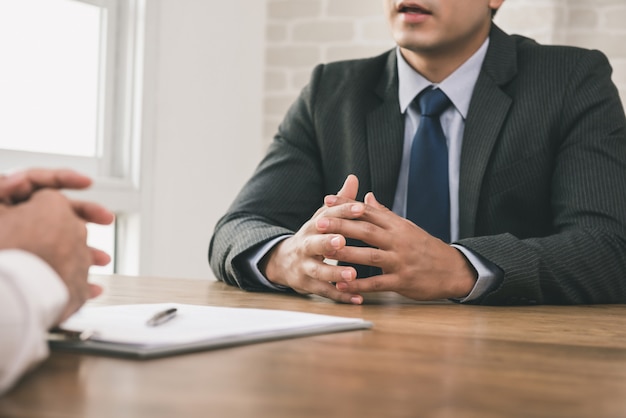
[0,250,68,395]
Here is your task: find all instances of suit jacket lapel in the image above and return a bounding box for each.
[366,50,405,208]
[459,25,517,238]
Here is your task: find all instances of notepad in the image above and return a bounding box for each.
[48,303,372,359]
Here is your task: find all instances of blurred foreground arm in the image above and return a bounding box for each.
[0,170,114,395]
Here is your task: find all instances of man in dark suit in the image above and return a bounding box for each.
[209,0,626,305]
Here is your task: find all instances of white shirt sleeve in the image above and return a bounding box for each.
[0,250,68,395]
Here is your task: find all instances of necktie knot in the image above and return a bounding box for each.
[418,87,451,117]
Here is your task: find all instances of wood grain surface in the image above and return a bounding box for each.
[1,275,625,418]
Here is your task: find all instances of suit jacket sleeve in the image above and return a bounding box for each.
[458,49,626,305]
[209,64,330,292]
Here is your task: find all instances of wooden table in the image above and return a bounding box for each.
[1,275,626,418]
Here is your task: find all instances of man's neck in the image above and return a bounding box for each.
[399,29,491,83]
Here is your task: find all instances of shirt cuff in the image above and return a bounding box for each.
[451,244,502,303]
[242,235,292,291]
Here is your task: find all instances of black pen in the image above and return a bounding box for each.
[146,307,178,327]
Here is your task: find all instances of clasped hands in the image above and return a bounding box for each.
[0,169,114,321]
[262,175,476,304]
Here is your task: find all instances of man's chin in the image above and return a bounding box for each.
[391,28,438,50]
[395,37,439,54]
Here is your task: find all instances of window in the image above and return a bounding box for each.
[0,0,146,275]
[0,0,101,157]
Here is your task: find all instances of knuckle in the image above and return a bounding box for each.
[38,188,65,202]
[308,262,320,280]
[333,268,346,283]
[363,222,377,235]
[368,248,384,265]
[372,278,384,291]
[381,250,398,268]
[312,206,325,218]
[317,286,332,299]
[302,236,315,253]
[313,206,331,221]
[326,217,338,231]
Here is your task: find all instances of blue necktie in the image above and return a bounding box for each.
[406,87,451,242]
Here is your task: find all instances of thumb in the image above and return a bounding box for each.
[337,174,359,200]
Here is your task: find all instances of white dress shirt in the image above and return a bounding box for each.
[0,250,68,395]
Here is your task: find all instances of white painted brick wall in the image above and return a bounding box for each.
[264,0,626,142]
[559,0,626,100]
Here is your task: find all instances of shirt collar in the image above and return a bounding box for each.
[397,37,490,119]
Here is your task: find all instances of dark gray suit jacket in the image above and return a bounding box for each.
[209,25,626,305]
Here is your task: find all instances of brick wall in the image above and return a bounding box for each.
[264,0,626,143]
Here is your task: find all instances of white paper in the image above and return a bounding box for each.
[59,303,371,348]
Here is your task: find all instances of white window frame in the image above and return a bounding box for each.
[0,0,149,275]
